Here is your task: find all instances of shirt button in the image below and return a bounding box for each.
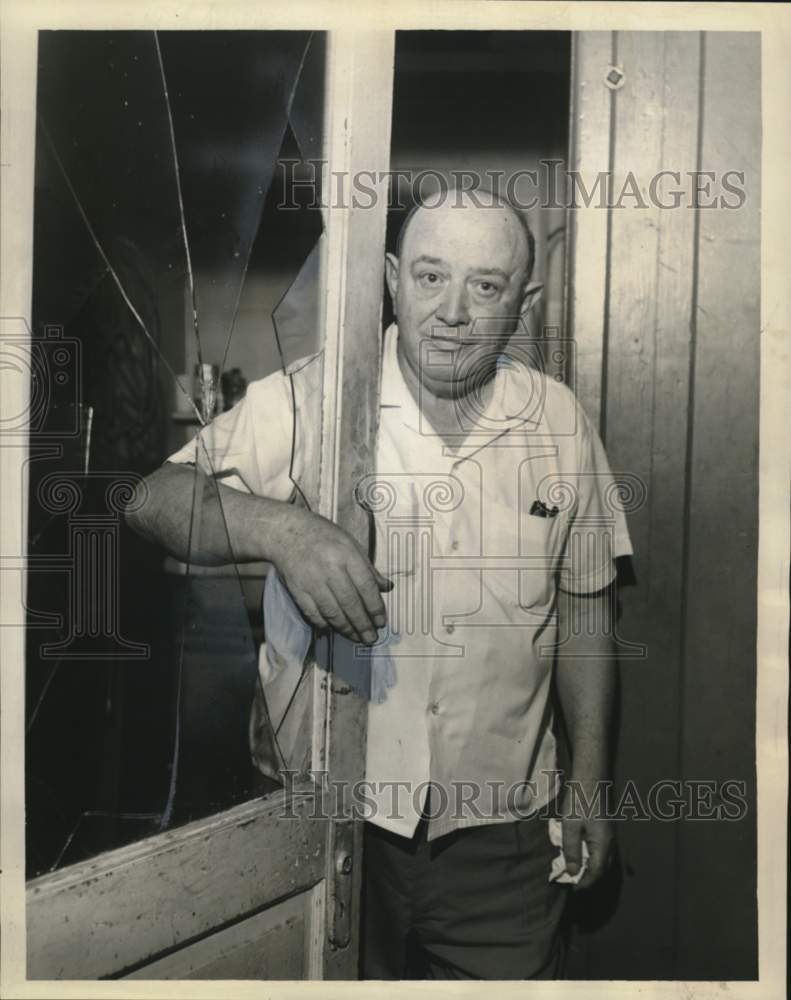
[450,539,459,551]
[445,624,455,635]
[430,702,440,715]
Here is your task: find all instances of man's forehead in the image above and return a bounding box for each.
[400,200,528,271]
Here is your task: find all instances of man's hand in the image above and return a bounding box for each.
[559,780,614,890]
[270,506,393,645]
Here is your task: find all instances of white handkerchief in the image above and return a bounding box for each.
[548,817,590,885]
[259,568,398,702]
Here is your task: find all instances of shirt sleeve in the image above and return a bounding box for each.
[166,370,296,502]
[557,403,634,595]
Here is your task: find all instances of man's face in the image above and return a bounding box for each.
[386,198,533,400]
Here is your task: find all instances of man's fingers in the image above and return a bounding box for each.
[292,591,330,632]
[570,825,614,891]
[314,584,361,643]
[573,858,600,891]
[562,820,583,876]
[374,567,394,592]
[573,828,612,890]
[347,561,388,630]
[329,570,379,644]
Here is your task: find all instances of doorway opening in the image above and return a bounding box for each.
[386,30,571,345]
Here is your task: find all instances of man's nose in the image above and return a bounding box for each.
[435,280,470,327]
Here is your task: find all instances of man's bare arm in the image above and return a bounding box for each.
[127,462,294,566]
[554,583,617,889]
[125,462,392,644]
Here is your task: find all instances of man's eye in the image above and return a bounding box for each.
[418,272,444,289]
[474,281,500,298]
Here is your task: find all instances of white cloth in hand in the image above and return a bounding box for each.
[259,568,398,703]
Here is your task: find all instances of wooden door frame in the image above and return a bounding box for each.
[314,25,394,977]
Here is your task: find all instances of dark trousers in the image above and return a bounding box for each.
[360,811,568,980]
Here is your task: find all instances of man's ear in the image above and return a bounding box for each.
[519,280,544,317]
[385,252,400,308]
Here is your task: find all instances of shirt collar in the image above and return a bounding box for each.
[379,322,405,410]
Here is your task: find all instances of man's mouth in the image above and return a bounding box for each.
[427,334,479,348]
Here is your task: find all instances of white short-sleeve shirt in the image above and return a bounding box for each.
[167,324,633,841]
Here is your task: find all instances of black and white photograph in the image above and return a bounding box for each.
[0,1,787,996]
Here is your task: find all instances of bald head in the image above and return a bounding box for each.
[395,188,535,284]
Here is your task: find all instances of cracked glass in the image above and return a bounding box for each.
[26,29,325,878]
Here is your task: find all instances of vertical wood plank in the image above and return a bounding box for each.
[317,28,395,980]
[305,878,327,979]
[563,37,613,975]
[0,8,38,985]
[565,31,613,426]
[676,31,760,980]
[591,32,699,978]
[588,32,701,979]
[565,31,704,980]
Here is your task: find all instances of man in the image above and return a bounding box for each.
[127,187,632,980]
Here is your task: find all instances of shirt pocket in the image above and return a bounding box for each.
[517,512,565,609]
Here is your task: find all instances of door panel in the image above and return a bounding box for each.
[125,888,322,980]
[27,793,325,979]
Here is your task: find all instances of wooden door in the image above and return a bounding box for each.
[14,28,394,980]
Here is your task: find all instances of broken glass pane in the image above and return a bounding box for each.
[26,29,325,877]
